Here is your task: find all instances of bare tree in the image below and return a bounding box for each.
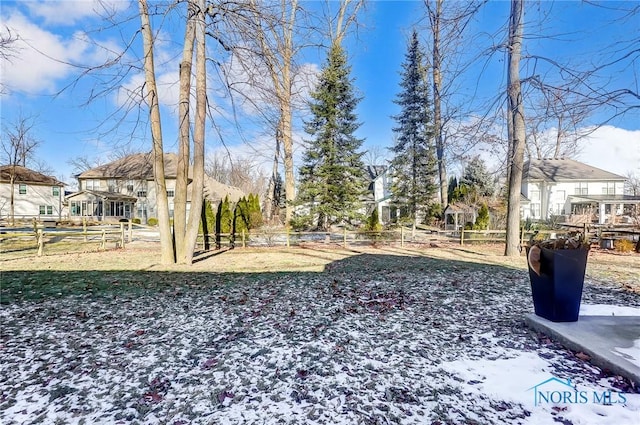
[424,0,485,208]
[138,0,173,264]
[0,26,18,62]
[1,114,42,225]
[504,0,526,257]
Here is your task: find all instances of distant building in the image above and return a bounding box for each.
[67,153,244,223]
[0,165,65,221]
[522,158,640,224]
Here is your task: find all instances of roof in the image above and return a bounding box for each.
[78,152,184,180]
[203,177,245,203]
[66,190,138,201]
[523,158,625,182]
[365,165,388,180]
[569,194,640,204]
[0,165,64,186]
[444,203,478,214]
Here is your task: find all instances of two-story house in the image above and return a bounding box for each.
[66,152,246,223]
[66,152,183,223]
[521,158,638,224]
[0,165,65,222]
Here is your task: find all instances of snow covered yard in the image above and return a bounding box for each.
[1,251,639,424]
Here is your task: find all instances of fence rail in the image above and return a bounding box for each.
[0,223,129,256]
[2,221,638,258]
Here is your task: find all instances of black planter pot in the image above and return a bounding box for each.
[527,246,589,322]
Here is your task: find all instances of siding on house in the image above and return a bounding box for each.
[0,165,65,220]
[521,158,627,221]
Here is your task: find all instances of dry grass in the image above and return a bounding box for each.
[2,241,638,293]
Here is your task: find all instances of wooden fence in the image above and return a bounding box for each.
[0,223,130,257]
[2,221,637,258]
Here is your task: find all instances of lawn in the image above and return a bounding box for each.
[1,245,639,424]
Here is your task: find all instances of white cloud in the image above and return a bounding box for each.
[25,0,131,26]
[576,126,640,176]
[1,8,128,96]
[0,11,91,94]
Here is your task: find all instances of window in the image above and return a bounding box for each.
[19,183,26,194]
[167,190,175,197]
[602,182,615,195]
[52,186,60,196]
[126,180,134,192]
[575,182,588,195]
[137,191,147,198]
[530,190,541,202]
[556,190,566,200]
[107,179,118,192]
[556,203,565,215]
[47,206,53,215]
[39,205,46,215]
[531,203,541,218]
[84,179,99,190]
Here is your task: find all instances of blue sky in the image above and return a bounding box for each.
[1,0,639,185]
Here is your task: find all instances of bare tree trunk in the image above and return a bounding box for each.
[138,0,174,264]
[431,0,448,208]
[264,131,281,222]
[504,0,526,257]
[183,0,207,265]
[174,2,196,262]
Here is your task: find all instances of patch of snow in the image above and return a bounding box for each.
[613,338,640,365]
[580,304,640,316]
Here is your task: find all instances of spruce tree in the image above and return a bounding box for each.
[297,44,366,230]
[461,156,495,198]
[390,30,437,224]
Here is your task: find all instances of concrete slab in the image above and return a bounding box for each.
[525,313,640,386]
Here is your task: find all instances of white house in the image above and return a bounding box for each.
[0,165,65,221]
[521,158,639,224]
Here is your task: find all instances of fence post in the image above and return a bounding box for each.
[83,218,87,242]
[101,229,106,250]
[37,229,44,256]
[242,230,246,248]
[286,228,290,248]
[460,228,465,246]
[401,226,405,248]
[128,220,132,243]
[120,223,125,248]
[343,227,347,248]
[520,226,525,247]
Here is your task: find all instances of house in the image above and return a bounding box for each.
[521,158,640,224]
[67,152,183,223]
[0,165,65,221]
[366,165,392,221]
[67,152,245,223]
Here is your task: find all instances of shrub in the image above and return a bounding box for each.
[366,208,383,233]
[147,217,158,226]
[131,218,141,224]
[289,213,313,231]
[473,203,490,230]
[615,239,634,253]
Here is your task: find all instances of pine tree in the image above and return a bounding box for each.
[474,203,490,230]
[248,193,263,229]
[233,196,250,235]
[297,43,367,230]
[390,30,437,223]
[216,195,233,246]
[461,156,495,198]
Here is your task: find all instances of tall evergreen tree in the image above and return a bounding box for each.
[461,156,495,198]
[297,44,366,230]
[390,30,437,223]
